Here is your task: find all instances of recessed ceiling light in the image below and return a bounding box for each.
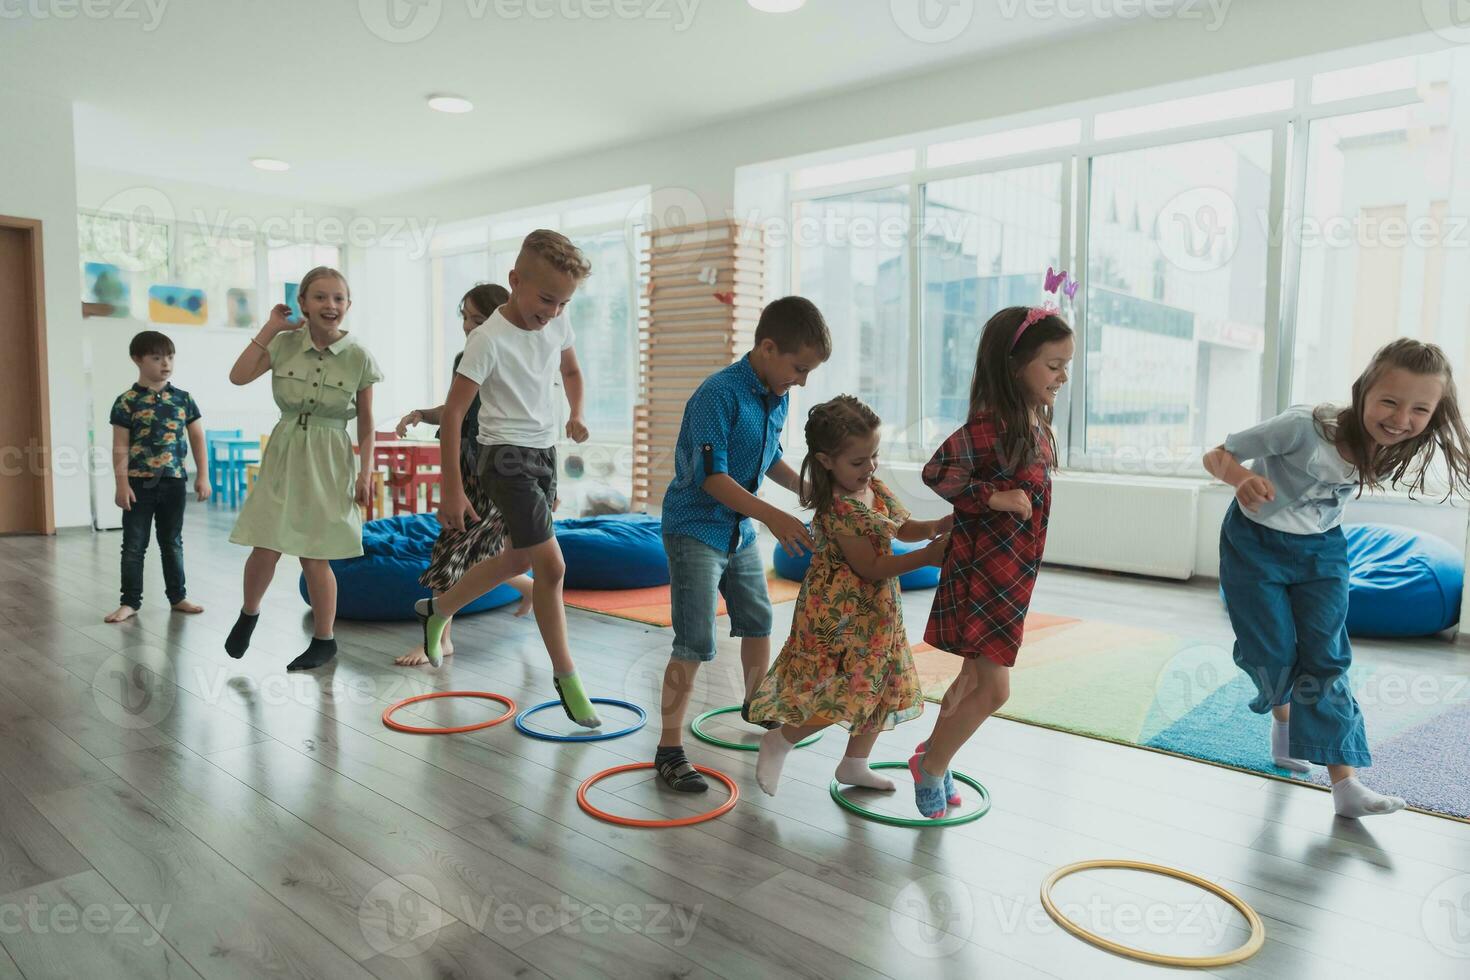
[251,158,290,172]
[427,95,475,114]
[747,0,805,10]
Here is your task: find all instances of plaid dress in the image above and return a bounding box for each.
[923,412,1053,666]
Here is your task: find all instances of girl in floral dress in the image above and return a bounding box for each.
[748,395,950,796]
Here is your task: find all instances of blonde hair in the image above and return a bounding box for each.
[519,230,591,281]
[298,266,350,300]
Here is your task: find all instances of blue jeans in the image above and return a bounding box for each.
[664,532,773,663]
[1218,503,1370,766]
[119,476,187,610]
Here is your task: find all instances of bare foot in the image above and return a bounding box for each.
[171,600,204,614]
[514,594,533,618]
[103,605,137,624]
[394,642,455,668]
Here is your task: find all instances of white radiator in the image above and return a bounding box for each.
[1045,473,1199,580]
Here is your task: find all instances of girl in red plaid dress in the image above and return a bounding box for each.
[908,305,1074,818]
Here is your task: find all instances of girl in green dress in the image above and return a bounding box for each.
[224,266,383,671]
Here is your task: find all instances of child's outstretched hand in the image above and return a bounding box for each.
[396,410,423,438]
[767,511,815,557]
[195,476,211,503]
[115,484,135,511]
[1236,475,1275,512]
[565,416,589,443]
[933,513,955,536]
[989,488,1033,521]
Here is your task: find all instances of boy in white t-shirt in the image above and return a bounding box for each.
[414,230,601,727]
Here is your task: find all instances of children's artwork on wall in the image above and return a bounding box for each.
[83,262,130,317]
[285,282,301,321]
[227,288,256,328]
[148,285,208,326]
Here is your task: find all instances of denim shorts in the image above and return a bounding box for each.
[664,532,773,663]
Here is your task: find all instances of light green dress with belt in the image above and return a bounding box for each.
[229,328,384,559]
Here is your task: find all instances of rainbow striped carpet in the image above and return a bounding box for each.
[914,616,1470,821]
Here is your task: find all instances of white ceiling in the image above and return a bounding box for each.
[1,0,1151,207]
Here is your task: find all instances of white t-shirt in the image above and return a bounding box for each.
[455,307,574,449]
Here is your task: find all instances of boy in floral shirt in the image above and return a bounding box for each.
[104,330,211,623]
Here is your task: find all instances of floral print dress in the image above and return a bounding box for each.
[748,478,924,734]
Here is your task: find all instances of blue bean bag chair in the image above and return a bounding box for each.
[299,514,522,621]
[556,513,669,589]
[1219,523,1462,638]
[772,527,941,590]
[1343,523,1462,637]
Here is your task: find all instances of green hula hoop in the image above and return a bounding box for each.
[829,761,991,827]
[689,705,823,752]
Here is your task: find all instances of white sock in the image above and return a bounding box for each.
[1271,720,1311,773]
[1332,776,1405,818]
[835,756,895,791]
[756,728,795,796]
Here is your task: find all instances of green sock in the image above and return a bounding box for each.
[553,671,601,729]
[413,598,449,667]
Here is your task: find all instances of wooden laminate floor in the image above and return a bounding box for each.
[0,502,1468,979]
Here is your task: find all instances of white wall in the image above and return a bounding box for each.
[0,87,90,528]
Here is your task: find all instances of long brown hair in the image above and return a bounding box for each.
[968,305,1072,471]
[799,395,881,520]
[1314,338,1470,499]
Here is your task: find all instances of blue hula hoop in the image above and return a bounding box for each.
[514,697,647,742]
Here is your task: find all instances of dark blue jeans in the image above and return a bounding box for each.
[119,476,187,610]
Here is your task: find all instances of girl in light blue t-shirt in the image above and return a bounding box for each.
[1204,339,1470,818]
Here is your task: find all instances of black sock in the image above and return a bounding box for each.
[225,610,259,659]
[287,636,337,672]
[655,745,686,763]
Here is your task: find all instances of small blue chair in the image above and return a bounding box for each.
[204,429,241,501]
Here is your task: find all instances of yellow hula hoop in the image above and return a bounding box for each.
[1039,860,1265,969]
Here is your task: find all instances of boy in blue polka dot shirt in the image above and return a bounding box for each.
[654,296,832,792]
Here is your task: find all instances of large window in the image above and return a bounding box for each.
[921,164,1066,436]
[791,187,912,442]
[569,229,637,442]
[1292,51,1470,412]
[1083,133,1271,464]
[775,42,1470,480]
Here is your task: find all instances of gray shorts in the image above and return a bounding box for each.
[477,445,557,549]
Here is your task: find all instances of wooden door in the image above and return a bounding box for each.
[0,217,54,534]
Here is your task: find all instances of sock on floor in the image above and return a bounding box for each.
[756,728,795,796]
[287,636,337,672]
[413,598,449,668]
[553,671,601,729]
[225,609,259,659]
[835,756,896,791]
[907,753,948,819]
[654,745,708,793]
[1332,776,1405,818]
[915,740,962,806]
[1271,720,1311,773]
